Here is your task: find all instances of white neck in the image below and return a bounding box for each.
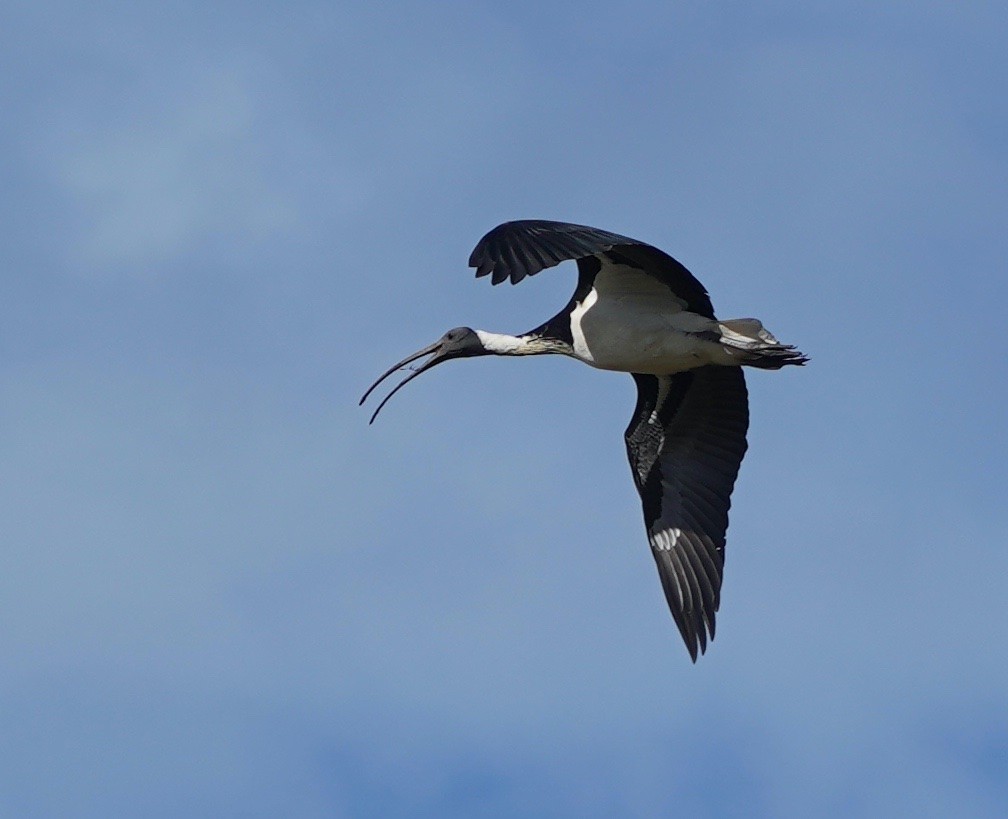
[475,330,531,355]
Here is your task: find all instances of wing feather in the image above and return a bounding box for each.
[625,367,749,660]
[469,220,715,317]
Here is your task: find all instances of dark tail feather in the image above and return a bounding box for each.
[742,345,809,369]
[717,318,808,369]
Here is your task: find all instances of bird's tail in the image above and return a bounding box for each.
[718,318,809,369]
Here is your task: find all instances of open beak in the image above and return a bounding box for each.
[359,339,453,424]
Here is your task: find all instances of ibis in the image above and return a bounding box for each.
[361,220,807,660]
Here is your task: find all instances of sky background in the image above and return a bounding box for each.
[3,2,1007,816]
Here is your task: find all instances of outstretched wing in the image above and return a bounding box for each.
[469,220,715,317]
[625,366,749,661]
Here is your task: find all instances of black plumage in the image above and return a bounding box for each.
[469,219,715,316]
[363,220,806,660]
[626,368,749,660]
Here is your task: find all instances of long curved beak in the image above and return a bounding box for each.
[359,339,452,424]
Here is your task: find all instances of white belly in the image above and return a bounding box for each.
[569,287,729,374]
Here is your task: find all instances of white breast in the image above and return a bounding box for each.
[568,262,721,375]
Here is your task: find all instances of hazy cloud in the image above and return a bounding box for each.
[1,2,1006,817]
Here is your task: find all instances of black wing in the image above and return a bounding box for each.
[625,366,749,661]
[469,220,715,317]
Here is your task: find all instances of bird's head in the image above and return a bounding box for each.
[360,326,488,423]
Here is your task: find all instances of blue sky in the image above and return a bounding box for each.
[3,2,1007,816]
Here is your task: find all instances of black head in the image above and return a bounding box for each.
[359,326,487,423]
[438,326,484,355]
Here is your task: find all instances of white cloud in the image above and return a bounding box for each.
[40,61,302,272]
[2,2,1007,816]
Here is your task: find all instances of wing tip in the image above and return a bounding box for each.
[678,618,715,663]
[666,588,717,663]
[467,219,640,287]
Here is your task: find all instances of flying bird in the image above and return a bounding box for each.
[361,220,807,660]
